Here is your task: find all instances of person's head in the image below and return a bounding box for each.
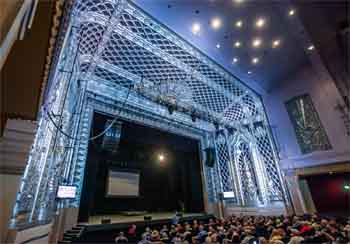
[118,232,124,237]
[151,230,160,241]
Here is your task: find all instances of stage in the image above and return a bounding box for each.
[86,212,206,226]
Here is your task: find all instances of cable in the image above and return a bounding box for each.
[46,82,133,142]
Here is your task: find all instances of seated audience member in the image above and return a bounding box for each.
[115,232,128,243]
[128,214,350,244]
[128,224,137,238]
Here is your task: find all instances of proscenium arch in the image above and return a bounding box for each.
[69,89,217,213]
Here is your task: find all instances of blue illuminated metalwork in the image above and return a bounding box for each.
[10,0,287,228]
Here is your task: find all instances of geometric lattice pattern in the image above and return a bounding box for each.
[255,127,283,200]
[285,94,332,154]
[10,0,287,228]
[236,142,261,205]
[75,0,262,124]
[215,133,234,193]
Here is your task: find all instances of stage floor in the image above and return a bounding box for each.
[87,212,205,225]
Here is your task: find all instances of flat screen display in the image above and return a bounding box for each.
[107,170,140,197]
[223,191,235,199]
[57,185,77,199]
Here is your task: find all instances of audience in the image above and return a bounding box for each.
[114,214,350,244]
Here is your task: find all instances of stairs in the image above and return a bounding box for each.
[58,224,86,244]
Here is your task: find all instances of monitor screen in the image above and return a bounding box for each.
[107,169,140,197]
[223,191,235,199]
[57,185,77,199]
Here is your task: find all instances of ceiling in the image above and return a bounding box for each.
[132,0,311,92]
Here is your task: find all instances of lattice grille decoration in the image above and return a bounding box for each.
[254,126,284,200]
[236,142,262,205]
[10,0,287,228]
[215,133,235,193]
[73,0,264,124]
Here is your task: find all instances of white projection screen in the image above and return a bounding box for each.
[107,169,140,197]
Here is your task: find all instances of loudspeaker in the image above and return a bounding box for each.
[144,215,152,221]
[204,147,216,167]
[101,218,111,224]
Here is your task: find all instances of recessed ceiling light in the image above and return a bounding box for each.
[234,41,242,48]
[272,39,281,48]
[252,57,259,64]
[211,17,222,30]
[191,22,201,35]
[288,9,295,16]
[233,57,239,63]
[235,20,243,28]
[252,38,262,48]
[247,71,252,75]
[308,45,315,51]
[233,0,244,4]
[216,43,221,49]
[255,18,266,28]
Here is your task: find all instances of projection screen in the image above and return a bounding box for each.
[107,169,140,197]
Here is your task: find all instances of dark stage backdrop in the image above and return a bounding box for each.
[78,113,204,221]
[304,172,350,217]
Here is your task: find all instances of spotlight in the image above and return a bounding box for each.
[252,57,259,64]
[307,45,315,51]
[255,18,266,29]
[232,57,239,64]
[272,39,281,48]
[234,41,241,48]
[191,22,201,35]
[191,112,197,122]
[158,154,165,162]
[213,121,220,130]
[210,17,222,30]
[235,20,243,28]
[252,38,262,48]
[167,104,176,115]
[216,43,221,49]
[288,9,295,16]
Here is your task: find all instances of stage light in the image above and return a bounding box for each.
[252,38,262,48]
[232,57,238,64]
[191,112,197,122]
[210,17,222,30]
[252,57,259,64]
[158,154,165,162]
[344,184,350,191]
[167,104,176,115]
[288,9,295,16]
[235,20,243,28]
[247,71,252,75]
[234,41,241,48]
[272,39,281,48]
[255,18,266,29]
[191,22,201,35]
[307,45,315,51]
[216,43,221,49]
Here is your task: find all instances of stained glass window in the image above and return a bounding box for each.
[285,94,332,154]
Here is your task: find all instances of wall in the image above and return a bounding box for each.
[0,173,21,242]
[264,62,350,170]
[304,172,350,216]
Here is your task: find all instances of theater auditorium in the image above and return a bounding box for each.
[0,0,349,243]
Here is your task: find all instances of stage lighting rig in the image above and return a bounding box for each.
[191,111,197,122]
